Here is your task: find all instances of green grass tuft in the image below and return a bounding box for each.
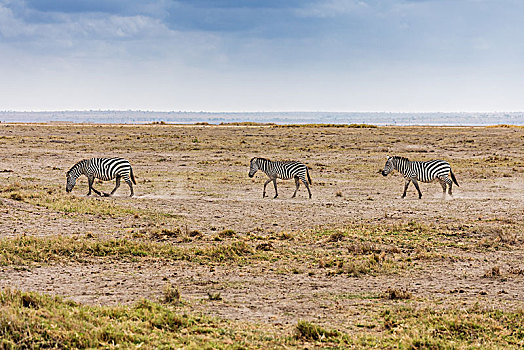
[0,288,279,349]
[162,283,181,305]
[0,236,257,266]
[295,321,340,341]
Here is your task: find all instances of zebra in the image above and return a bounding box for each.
[66,158,136,197]
[248,157,312,199]
[381,156,459,199]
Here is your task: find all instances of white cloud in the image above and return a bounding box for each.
[0,0,524,111]
[0,4,35,38]
[0,3,169,42]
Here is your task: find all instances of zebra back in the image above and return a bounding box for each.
[67,158,133,180]
[88,158,133,181]
[390,156,451,182]
[252,157,309,180]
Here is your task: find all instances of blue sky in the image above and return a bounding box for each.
[1,0,523,111]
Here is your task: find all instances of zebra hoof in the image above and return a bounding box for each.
[102,192,111,197]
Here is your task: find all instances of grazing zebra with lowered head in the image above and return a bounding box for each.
[66,158,136,197]
[381,156,459,199]
[248,157,312,199]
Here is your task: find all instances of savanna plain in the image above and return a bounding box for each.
[0,123,523,349]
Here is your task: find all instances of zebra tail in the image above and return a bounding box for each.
[306,167,312,185]
[450,169,459,187]
[130,167,137,185]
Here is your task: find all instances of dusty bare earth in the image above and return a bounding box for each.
[1,123,523,334]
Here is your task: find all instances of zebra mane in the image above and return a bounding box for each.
[392,156,409,162]
[252,157,270,162]
[66,159,88,176]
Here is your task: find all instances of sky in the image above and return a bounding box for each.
[0,0,523,112]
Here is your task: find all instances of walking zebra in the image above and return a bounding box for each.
[248,157,312,199]
[66,158,136,197]
[381,156,459,199]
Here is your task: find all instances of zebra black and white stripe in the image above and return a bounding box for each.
[248,157,312,199]
[66,158,137,197]
[381,156,459,198]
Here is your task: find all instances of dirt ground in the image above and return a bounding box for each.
[1,123,523,334]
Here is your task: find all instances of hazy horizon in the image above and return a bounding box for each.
[1,110,523,126]
[2,109,524,113]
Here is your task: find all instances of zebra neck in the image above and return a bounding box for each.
[393,159,411,175]
[72,160,89,178]
[258,159,271,173]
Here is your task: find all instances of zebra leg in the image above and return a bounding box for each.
[412,179,422,199]
[125,179,134,197]
[273,179,278,198]
[292,177,300,198]
[402,179,411,198]
[263,179,272,198]
[88,176,103,196]
[87,177,92,196]
[302,178,312,199]
[446,177,453,196]
[439,178,447,197]
[110,176,121,196]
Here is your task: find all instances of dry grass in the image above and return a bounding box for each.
[0,235,258,266]
[0,288,282,349]
[483,266,502,278]
[274,123,377,128]
[486,124,524,128]
[219,122,275,126]
[1,123,523,348]
[162,283,181,305]
[384,288,412,300]
[2,288,523,349]
[295,321,340,341]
